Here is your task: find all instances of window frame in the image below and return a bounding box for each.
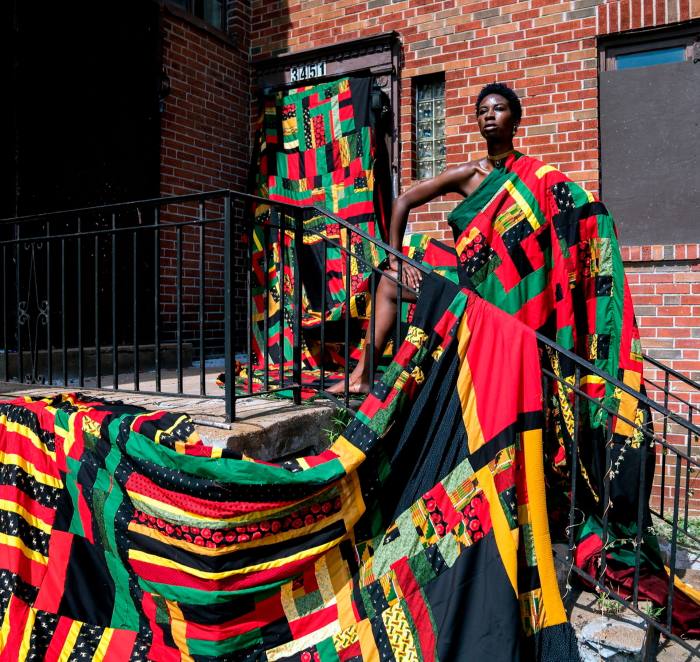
[162,0,229,40]
[599,23,699,71]
[413,74,446,181]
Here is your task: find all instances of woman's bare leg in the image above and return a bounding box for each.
[327,270,416,394]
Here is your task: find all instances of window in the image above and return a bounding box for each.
[598,26,700,245]
[167,0,226,31]
[415,76,446,180]
[602,30,698,71]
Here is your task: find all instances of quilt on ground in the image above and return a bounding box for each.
[0,275,578,660]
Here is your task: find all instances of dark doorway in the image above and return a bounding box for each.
[3,0,161,368]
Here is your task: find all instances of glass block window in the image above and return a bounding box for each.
[415,77,446,180]
[168,0,226,31]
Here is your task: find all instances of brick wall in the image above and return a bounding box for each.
[623,244,700,517]
[248,0,700,511]
[160,3,251,355]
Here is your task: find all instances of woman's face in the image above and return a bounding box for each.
[476,94,516,141]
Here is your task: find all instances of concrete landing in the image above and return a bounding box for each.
[553,545,700,660]
[0,365,337,460]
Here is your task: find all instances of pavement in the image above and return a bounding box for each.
[552,545,700,660]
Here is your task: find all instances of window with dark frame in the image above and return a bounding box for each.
[601,29,698,71]
[598,24,700,245]
[167,0,226,31]
[414,75,446,180]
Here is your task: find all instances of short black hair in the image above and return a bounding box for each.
[475,83,522,124]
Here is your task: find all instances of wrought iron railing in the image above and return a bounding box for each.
[2,192,698,657]
[236,202,700,657]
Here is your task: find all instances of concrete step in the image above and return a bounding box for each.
[0,379,337,462]
[195,401,336,461]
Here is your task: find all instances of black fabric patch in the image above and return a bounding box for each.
[25,610,59,662]
[501,219,533,251]
[0,463,61,510]
[553,201,609,248]
[72,622,104,659]
[508,242,535,279]
[595,275,613,297]
[0,509,49,556]
[370,612,396,662]
[425,543,447,576]
[366,578,390,615]
[58,535,116,626]
[552,182,576,212]
[555,283,564,302]
[344,418,378,454]
[425,532,520,661]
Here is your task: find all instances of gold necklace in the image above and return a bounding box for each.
[486,149,515,170]
[487,149,515,162]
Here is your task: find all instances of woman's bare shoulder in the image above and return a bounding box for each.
[440,159,486,191]
[439,159,488,183]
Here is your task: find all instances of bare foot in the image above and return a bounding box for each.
[326,375,370,395]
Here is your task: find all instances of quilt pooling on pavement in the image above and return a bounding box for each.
[0,275,579,660]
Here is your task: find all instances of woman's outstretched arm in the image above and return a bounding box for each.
[388,163,485,288]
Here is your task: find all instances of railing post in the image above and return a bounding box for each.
[246,208,253,396]
[154,207,161,392]
[223,192,235,422]
[2,240,7,382]
[344,228,351,408]
[292,207,302,405]
[567,365,581,565]
[199,200,206,397]
[320,240,327,392]
[15,222,22,382]
[46,221,53,385]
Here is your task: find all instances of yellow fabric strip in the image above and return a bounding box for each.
[521,428,567,627]
[615,369,642,437]
[357,617,379,660]
[331,435,366,473]
[0,417,56,461]
[0,532,48,566]
[166,600,194,661]
[580,375,605,386]
[0,498,52,535]
[93,628,115,662]
[668,567,700,606]
[475,465,518,594]
[18,605,36,660]
[535,165,556,179]
[0,451,62,489]
[455,313,485,453]
[504,180,541,231]
[57,620,83,662]
[335,581,357,631]
[0,595,13,652]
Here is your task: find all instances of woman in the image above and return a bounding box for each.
[328,82,523,394]
[329,83,698,634]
